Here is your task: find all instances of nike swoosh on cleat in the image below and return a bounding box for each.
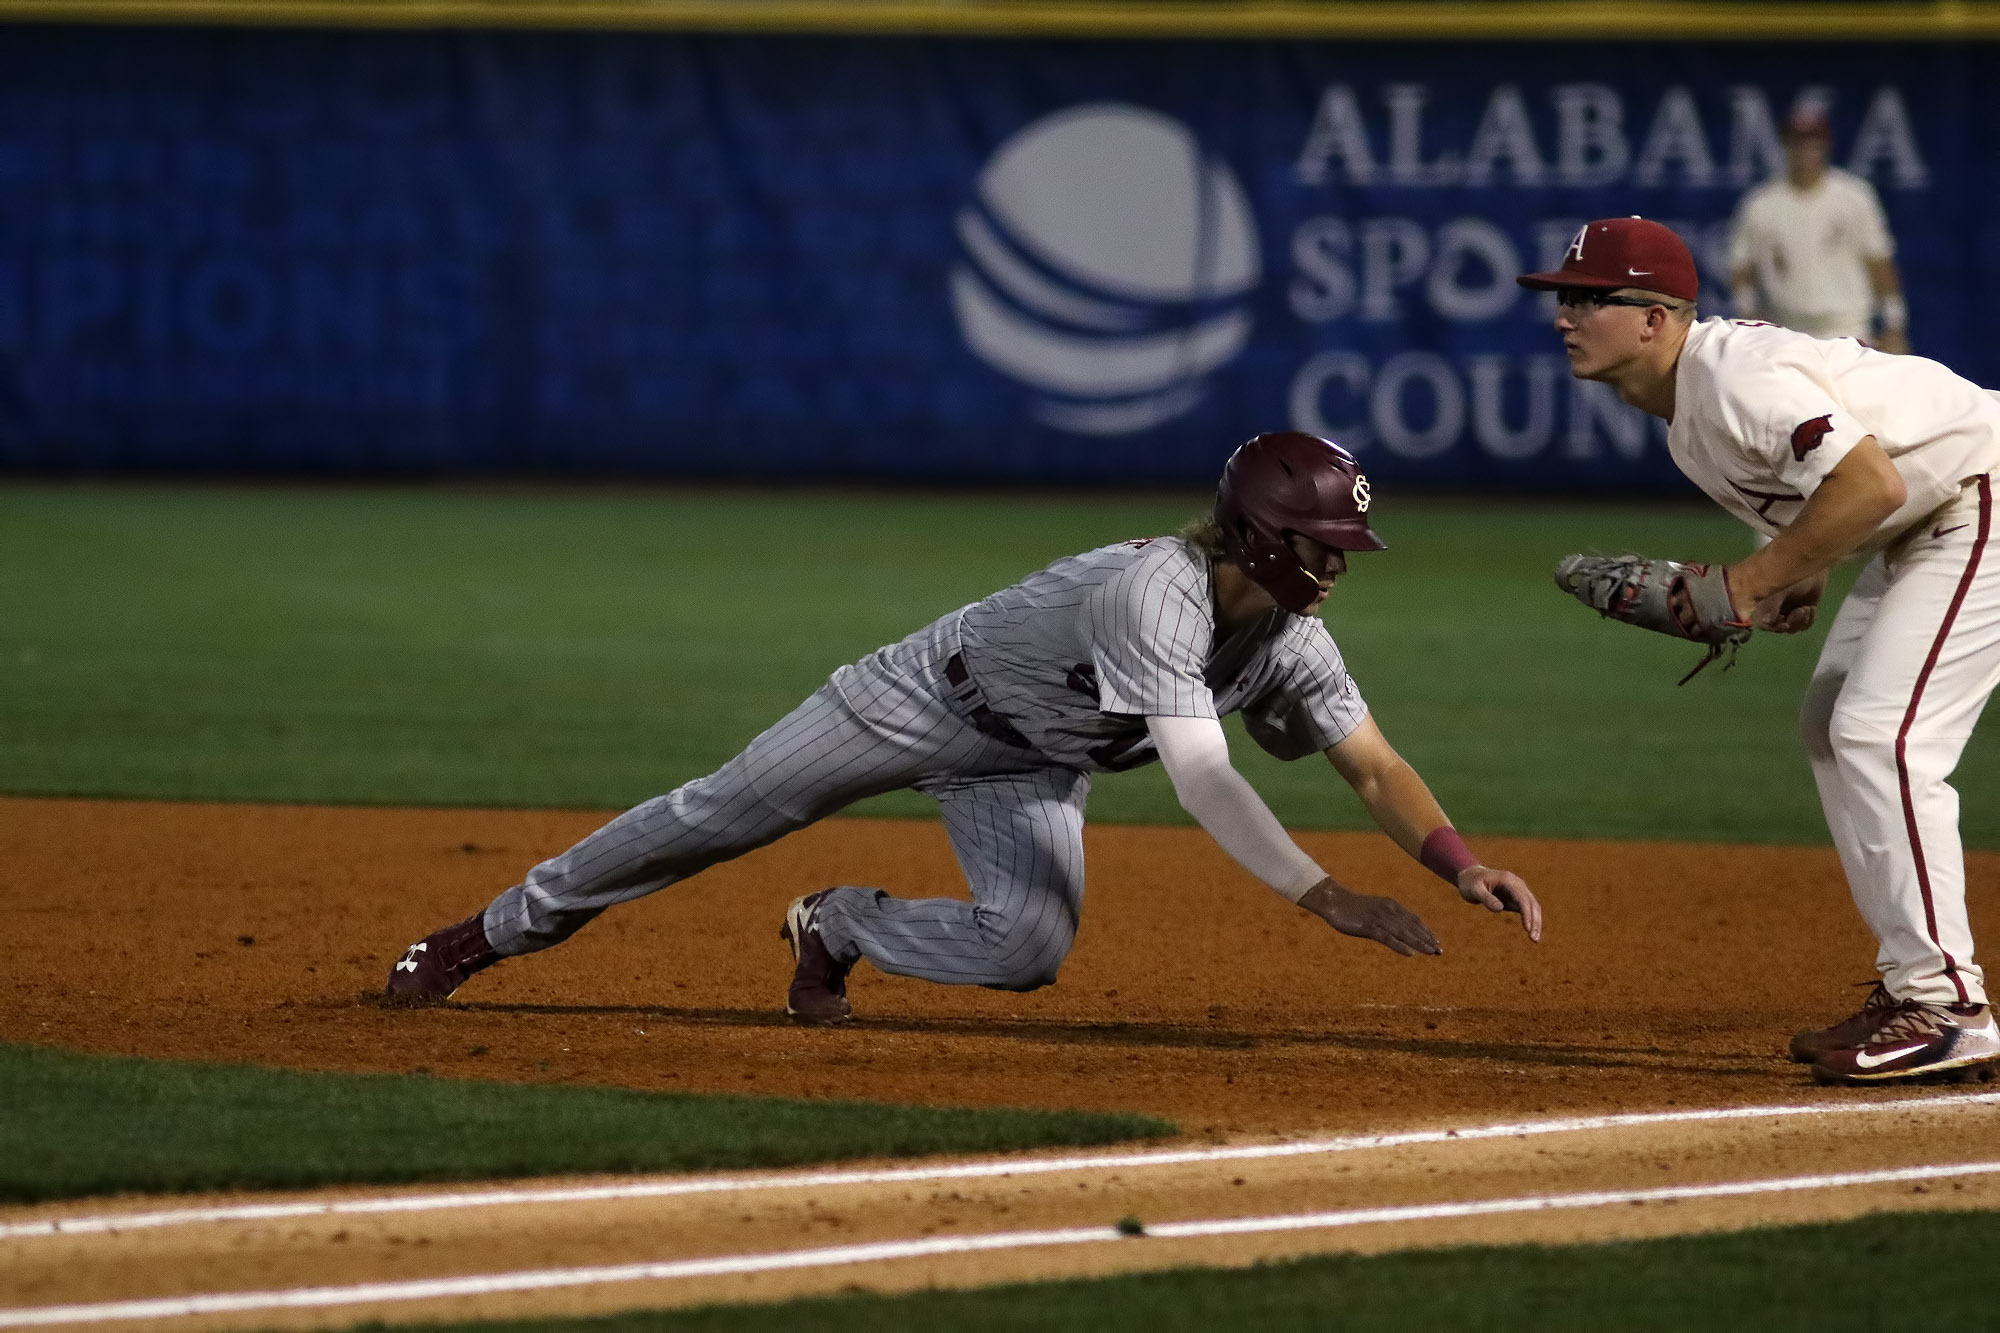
[1853,1041,1932,1069]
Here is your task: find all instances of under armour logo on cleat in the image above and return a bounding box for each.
[394,942,428,973]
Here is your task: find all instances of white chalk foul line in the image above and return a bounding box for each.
[19,1089,2000,1242]
[5,1158,1999,1328]
[5,1090,1997,1242]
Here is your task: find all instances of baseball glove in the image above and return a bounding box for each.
[1553,554,1753,684]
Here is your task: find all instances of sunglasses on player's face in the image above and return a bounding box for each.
[1555,287,1664,313]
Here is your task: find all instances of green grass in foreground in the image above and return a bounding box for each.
[379,1206,2000,1332]
[6,483,1997,845]
[0,1043,1171,1203]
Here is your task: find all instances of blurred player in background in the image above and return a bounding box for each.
[1728,104,1910,354]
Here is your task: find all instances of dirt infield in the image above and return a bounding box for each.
[4,795,2000,1326]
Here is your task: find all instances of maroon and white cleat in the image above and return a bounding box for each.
[1788,981,1899,1063]
[780,890,854,1026]
[382,913,499,1007]
[1812,1000,2000,1085]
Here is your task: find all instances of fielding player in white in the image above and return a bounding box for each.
[384,433,1542,1022]
[1521,216,2000,1085]
[1727,105,1910,354]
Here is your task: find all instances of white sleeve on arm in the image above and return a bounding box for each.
[1148,714,1326,904]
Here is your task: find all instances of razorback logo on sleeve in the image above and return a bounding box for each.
[1790,414,1835,462]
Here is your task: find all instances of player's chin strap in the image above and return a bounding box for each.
[1678,639,1743,686]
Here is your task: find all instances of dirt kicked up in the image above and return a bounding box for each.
[4,795,2000,1326]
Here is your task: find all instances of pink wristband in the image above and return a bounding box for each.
[1419,827,1478,885]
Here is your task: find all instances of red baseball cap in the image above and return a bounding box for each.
[1515,217,1699,302]
[1785,105,1833,140]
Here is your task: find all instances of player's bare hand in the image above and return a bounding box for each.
[1456,867,1542,943]
[1753,570,1828,635]
[1298,878,1442,957]
[1755,601,1815,633]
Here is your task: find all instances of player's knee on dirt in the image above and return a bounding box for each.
[983,967,1062,992]
[979,906,1077,992]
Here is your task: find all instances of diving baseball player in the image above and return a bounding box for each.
[385,432,1542,1022]
[1522,217,2000,1086]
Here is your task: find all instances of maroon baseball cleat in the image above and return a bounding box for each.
[780,890,854,1026]
[1812,1000,2000,1085]
[1789,981,1898,1063]
[383,913,499,1006]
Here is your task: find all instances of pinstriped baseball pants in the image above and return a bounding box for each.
[479,632,1092,991]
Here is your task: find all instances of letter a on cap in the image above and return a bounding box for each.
[1516,216,1700,301]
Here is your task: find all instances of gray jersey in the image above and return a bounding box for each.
[478,534,1369,998]
[906,536,1369,771]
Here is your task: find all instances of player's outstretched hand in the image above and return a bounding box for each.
[1456,867,1543,943]
[1298,878,1442,957]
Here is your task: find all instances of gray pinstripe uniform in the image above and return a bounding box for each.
[481,537,1369,991]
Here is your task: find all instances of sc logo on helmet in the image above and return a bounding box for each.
[1352,476,1372,511]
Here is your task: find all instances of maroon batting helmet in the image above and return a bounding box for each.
[1213,431,1385,615]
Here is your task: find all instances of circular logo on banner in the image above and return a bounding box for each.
[950,103,1260,436]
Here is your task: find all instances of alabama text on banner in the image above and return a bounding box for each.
[0,27,1986,486]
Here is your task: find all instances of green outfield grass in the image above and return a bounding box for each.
[5,481,1983,846]
[369,1206,2000,1332]
[0,1042,1171,1203]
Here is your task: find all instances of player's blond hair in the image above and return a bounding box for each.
[1178,515,1227,558]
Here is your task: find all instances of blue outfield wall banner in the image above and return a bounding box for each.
[0,26,1993,486]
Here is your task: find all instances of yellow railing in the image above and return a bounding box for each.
[1,0,1997,40]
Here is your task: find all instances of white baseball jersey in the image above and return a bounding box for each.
[1665,316,2000,1010]
[945,535,1370,771]
[1668,319,2000,550]
[1727,168,1894,339]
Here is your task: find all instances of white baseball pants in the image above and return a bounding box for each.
[1801,475,1999,1007]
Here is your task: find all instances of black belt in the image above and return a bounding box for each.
[943,653,1033,750]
